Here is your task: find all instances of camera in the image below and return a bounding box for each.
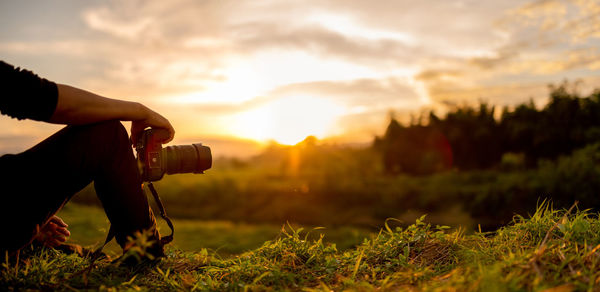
[136,128,212,181]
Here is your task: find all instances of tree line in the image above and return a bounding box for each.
[374,83,600,175]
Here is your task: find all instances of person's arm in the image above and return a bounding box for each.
[0,61,173,144]
[49,84,175,144]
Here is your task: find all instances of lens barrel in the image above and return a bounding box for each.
[163,144,212,175]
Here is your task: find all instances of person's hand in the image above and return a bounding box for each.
[130,104,175,146]
[34,215,70,248]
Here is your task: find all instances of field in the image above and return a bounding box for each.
[54,203,374,257]
[3,202,600,291]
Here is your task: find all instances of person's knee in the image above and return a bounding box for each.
[70,121,131,160]
[82,121,137,174]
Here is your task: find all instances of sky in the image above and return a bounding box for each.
[1,0,599,157]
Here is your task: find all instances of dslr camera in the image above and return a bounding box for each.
[136,128,212,181]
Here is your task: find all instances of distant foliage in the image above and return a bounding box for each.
[72,131,600,229]
[376,82,600,174]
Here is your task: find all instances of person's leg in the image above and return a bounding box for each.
[84,121,159,248]
[0,121,159,254]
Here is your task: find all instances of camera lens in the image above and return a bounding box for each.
[162,144,212,175]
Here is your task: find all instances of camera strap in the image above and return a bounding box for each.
[74,182,174,284]
[90,182,174,254]
[147,182,174,245]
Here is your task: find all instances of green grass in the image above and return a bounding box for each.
[4,202,600,291]
[56,203,374,257]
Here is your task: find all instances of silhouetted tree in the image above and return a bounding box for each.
[375,82,600,175]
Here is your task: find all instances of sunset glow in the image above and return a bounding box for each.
[1,0,599,156]
[233,95,344,145]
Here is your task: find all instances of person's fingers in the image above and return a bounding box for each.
[130,123,143,146]
[46,222,58,231]
[53,235,67,243]
[45,240,56,248]
[44,222,71,237]
[161,116,175,143]
[50,216,68,228]
[59,227,70,237]
[56,227,70,237]
[47,239,61,248]
[165,126,175,143]
[34,221,70,248]
[47,234,67,247]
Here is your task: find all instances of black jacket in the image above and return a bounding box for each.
[0,61,58,121]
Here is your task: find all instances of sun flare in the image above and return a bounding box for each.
[233,95,344,145]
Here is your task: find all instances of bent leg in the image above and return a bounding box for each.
[0,121,157,253]
[88,121,158,247]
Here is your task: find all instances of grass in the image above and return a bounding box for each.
[3,202,600,291]
[56,203,374,257]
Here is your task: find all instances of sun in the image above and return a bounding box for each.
[233,95,345,145]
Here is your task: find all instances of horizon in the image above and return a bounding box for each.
[1,0,599,156]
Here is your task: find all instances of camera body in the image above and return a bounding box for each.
[136,128,212,181]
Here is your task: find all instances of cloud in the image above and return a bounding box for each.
[468,48,520,70]
[269,78,423,108]
[230,24,418,69]
[2,0,600,148]
[82,0,230,42]
[177,77,423,118]
[73,0,584,106]
[412,0,600,110]
[416,70,463,82]
[509,47,600,74]
[166,77,425,141]
[495,0,597,55]
[510,0,600,42]
[74,0,534,100]
[80,0,422,75]
[513,0,567,21]
[84,8,154,40]
[466,46,600,76]
[0,40,93,56]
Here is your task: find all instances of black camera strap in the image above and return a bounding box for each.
[147,182,174,245]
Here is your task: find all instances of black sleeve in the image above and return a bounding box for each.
[0,61,59,121]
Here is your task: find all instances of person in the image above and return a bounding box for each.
[0,60,175,261]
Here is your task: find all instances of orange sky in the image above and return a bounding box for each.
[1,0,599,157]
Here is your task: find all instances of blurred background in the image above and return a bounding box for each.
[1,0,600,256]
